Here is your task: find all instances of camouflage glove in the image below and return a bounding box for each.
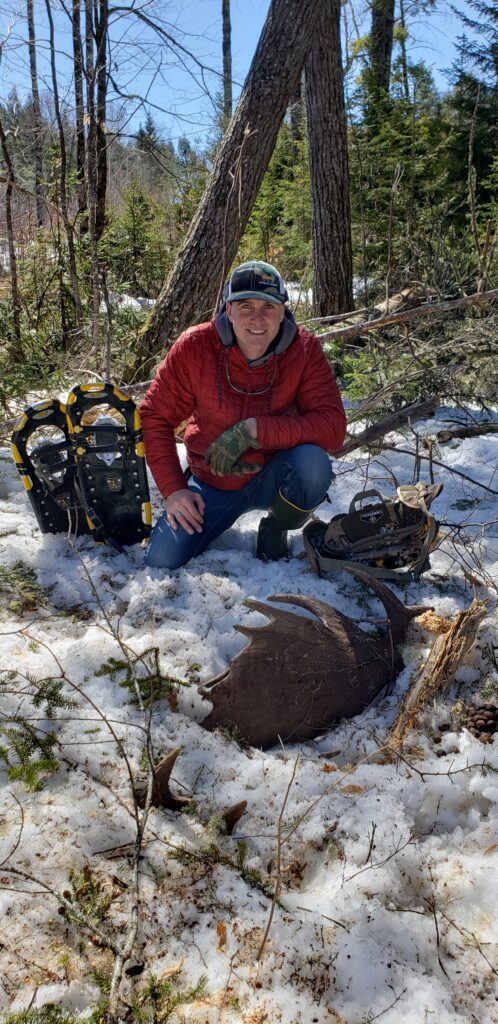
[205,420,261,476]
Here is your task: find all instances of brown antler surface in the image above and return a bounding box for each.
[134,747,193,811]
[200,574,429,749]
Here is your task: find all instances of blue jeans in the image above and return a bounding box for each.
[146,444,332,570]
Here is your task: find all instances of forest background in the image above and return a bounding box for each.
[0,0,496,418]
[0,4,497,1021]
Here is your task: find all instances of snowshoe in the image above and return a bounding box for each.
[11,398,89,536]
[11,385,151,550]
[65,383,151,548]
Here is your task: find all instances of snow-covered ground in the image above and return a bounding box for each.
[0,404,497,1023]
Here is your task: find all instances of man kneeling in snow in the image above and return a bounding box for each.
[140,260,346,569]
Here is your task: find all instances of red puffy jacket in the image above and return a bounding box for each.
[140,319,346,498]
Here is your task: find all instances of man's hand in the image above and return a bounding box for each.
[166,488,205,535]
[205,420,261,476]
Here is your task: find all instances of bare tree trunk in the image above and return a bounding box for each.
[85,0,100,349]
[398,0,410,103]
[26,0,44,229]
[0,117,23,358]
[222,0,232,131]
[44,0,83,327]
[305,0,353,315]
[370,0,395,94]
[139,0,320,366]
[95,0,108,240]
[71,0,87,234]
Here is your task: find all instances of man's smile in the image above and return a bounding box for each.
[226,298,285,358]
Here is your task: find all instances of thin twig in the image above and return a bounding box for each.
[256,754,300,961]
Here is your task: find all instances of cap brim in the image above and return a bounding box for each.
[227,290,284,305]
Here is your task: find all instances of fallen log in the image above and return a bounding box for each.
[337,396,440,457]
[319,289,498,344]
[435,422,498,443]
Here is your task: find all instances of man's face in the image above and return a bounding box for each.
[227,298,285,359]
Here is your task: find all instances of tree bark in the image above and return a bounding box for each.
[26,0,44,229]
[85,0,100,348]
[95,0,108,240]
[0,117,23,358]
[139,0,321,366]
[222,0,232,131]
[44,0,83,328]
[71,0,87,234]
[370,0,395,94]
[305,0,353,315]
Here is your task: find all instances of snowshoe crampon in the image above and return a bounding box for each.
[11,398,89,536]
[303,483,443,581]
[11,384,151,549]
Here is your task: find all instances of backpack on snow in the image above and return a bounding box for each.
[303,482,443,582]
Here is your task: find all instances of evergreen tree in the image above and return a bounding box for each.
[100,179,172,297]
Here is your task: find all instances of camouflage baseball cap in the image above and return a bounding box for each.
[227,260,288,305]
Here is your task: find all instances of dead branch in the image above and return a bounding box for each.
[441,910,498,977]
[425,894,450,978]
[388,598,488,750]
[343,829,425,884]
[374,443,498,496]
[338,396,440,456]
[257,754,300,961]
[319,289,498,343]
[435,422,498,443]
[363,984,408,1021]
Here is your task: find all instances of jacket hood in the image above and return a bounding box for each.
[215,304,297,366]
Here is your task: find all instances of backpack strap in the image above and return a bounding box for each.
[303,509,440,582]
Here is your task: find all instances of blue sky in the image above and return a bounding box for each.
[0,0,481,145]
[138,0,477,141]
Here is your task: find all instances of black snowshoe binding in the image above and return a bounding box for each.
[303,483,443,581]
[11,384,151,550]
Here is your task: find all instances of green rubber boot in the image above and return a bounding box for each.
[256,490,315,562]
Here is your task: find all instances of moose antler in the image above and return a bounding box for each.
[134,748,193,811]
[200,568,430,749]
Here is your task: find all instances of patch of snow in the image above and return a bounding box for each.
[0,402,497,1022]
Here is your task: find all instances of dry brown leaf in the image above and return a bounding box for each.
[167,690,178,711]
[321,763,337,773]
[216,921,227,951]
[341,783,365,795]
[484,844,497,855]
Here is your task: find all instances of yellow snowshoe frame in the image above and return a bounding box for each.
[11,384,151,550]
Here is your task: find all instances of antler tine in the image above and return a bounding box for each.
[135,747,192,812]
[341,566,431,636]
[222,800,248,835]
[268,592,341,631]
[242,596,308,628]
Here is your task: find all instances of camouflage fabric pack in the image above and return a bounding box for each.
[303,483,443,581]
